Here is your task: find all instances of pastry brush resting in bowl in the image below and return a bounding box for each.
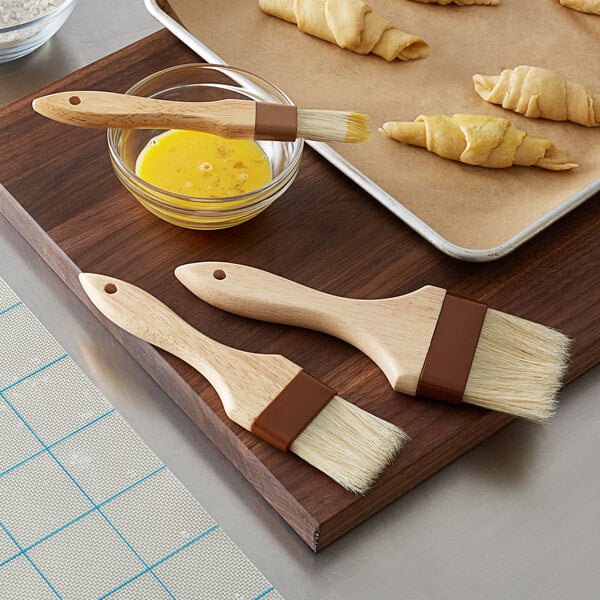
[35,64,306,230]
[32,91,371,143]
[31,63,371,229]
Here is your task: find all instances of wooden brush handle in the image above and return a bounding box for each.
[175,262,447,395]
[176,262,359,331]
[78,273,301,429]
[32,91,257,139]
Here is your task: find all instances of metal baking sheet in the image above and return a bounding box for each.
[145,0,600,262]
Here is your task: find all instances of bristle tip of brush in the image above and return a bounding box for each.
[297,109,371,143]
[463,309,572,422]
[251,368,408,494]
[291,395,408,494]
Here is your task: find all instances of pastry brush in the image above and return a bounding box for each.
[32,91,371,143]
[79,273,407,494]
[175,262,572,423]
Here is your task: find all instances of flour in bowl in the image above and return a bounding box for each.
[0,0,68,51]
[0,0,64,28]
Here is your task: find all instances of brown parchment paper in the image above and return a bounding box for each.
[164,0,600,251]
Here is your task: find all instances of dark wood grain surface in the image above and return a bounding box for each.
[1,29,598,551]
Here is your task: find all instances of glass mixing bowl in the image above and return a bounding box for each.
[107,63,304,230]
[0,0,79,63]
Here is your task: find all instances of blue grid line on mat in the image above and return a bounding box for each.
[253,586,276,600]
[0,353,68,394]
[99,524,221,599]
[0,519,63,599]
[0,291,281,600]
[0,465,166,569]
[0,384,177,600]
[0,301,23,316]
[0,408,116,479]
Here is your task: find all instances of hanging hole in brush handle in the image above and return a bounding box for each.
[175,261,361,335]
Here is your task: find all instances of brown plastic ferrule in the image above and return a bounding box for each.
[250,370,336,452]
[416,292,488,404]
[254,103,298,141]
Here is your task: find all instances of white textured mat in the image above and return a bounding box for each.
[0,276,283,600]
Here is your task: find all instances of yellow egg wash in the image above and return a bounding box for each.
[135,130,272,198]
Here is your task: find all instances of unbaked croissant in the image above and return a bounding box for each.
[410,0,499,5]
[258,0,429,61]
[558,0,600,15]
[381,114,577,170]
[473,65,600,127]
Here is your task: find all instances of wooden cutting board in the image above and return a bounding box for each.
[1,30,599,552]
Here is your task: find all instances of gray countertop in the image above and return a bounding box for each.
[1,1,599,598]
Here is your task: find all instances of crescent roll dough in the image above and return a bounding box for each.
[410,0,499,5]
[258,0,429,61]
[558,0,600,15]
[381,114,577,170]
[473,65,600,127]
